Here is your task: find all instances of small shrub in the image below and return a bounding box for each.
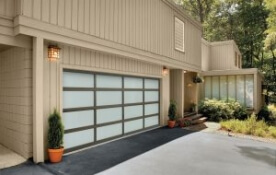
[48,109,64,149]
[258,105,270,121]
[268,127,276,138]
[168,100,177,121]
[220,113,276,139]
[199,99,247,122]
[254,128,267,137]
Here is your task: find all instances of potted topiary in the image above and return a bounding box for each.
[48,109,64,163]
[168,100,177,128]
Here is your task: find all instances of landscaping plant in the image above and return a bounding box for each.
[48,109,64,163]
[199,99,247,122]
[220,113,276,139]
[168,100,177,128]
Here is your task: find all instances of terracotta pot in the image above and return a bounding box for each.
[48,147,64,163]
[168,120,176,128]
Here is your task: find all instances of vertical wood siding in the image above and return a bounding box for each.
[0,0,16,18]
[21,0,202,68]
[210,43,237,71]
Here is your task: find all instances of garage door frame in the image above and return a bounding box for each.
[62,69,161,153]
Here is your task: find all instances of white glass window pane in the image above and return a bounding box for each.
[245,75,254,108]
[145,79,159,89]
[145,103,159,115]
[124,105,143,119]
[228,76,236,101]
[212,76,219,99]
[97,123,122,141]
[97,107,122,124]
[63,72,94,88]
[237,75,245,105]
[96,91,122,106]
[220,76,227,100]
[96,75,122,88]
[145,116,159,127]
[63,110,94,130]
[124,91,143,104]
[124,119,143,133]
[124,77,143,89]
[204,77,211,99]
[64,129,94,149]
[63,91,94,109]
[145,91,159,102]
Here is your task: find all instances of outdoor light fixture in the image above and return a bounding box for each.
[183,70,187,73]
[48,45,60,62]
[162,67,169,76]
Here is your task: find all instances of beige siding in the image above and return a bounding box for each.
[0,0,16,18]
[170,69,184,117]
[201,39,210,71]
[0,47,33,159]
[0,17,14,36]
[210,43,236,70]
[20,0,202,70]
[184,72,197,112]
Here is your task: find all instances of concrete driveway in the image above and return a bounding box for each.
[97,132,276,175]
[1,128,275,175]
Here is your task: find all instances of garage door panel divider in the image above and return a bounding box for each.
[63,69,160,152]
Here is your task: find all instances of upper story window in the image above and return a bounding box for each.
[175,17,185,52]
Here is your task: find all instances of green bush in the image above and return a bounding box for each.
[199,99,247,122]
[168,100,177,121]
[48,109,64,149]
[220,113,276,139]
[258,105,276,124]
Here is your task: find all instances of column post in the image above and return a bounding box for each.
[33,37,44,163]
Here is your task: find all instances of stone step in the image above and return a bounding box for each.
[183,112,197,117]
[191,117,208,125]
[184,114,203,121]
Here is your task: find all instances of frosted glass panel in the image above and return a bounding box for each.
[63,110,94,130]
[145,91,159,102]
[124,77,143,89]
[124,105,143,119]
[220,76,227,100]
[245,75,254,108]
[228,76,236,101]
[204,77,211,99]
[124,119,143,133]
[145,79,159,89]
[97,123,122,140]
[212,77,219,99]
[64,129,94,149]
[96,91,122,106]
[124,91,143,104]
[145,116,159,127]
[237,75,245,105]
[63,72,94,88]
[96,75,122,88]
[97,107,122,124]
[63,91,94,108]
[145,103,159,115]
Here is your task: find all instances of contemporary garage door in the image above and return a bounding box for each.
[62,69,160,152]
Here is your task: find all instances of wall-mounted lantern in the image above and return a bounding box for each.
[48,45,60,62]
[162,67,169,76]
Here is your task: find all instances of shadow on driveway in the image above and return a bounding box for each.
[237,146,276,167]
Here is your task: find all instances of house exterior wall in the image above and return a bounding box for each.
[202,40,242,71]
[0,47,33,159]
[201,39,210,71]
[16,0,202,72]
[42,42,168,157]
